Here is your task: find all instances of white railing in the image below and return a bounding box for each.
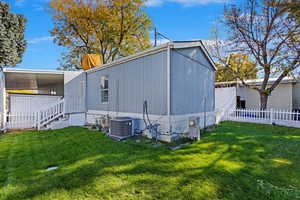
[37,99,64,129]
[222,108,300,128]
[4,99,65,130]
[6,112,37,129]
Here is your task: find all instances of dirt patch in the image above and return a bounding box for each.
[7,129,36,134]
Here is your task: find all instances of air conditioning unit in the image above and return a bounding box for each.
[110,117,136,140]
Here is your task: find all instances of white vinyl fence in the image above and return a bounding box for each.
[5,99,65,130]
[222,108,300,128]
[215,87,236,124]
[9,94,62,113]
[6,112,37,129]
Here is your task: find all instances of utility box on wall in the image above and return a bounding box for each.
[188,116,200,140]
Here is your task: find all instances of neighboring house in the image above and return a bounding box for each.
[215,77,300,111]
[0,41,217,142]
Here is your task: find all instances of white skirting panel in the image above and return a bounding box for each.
[170,111,216,134]
[87,110,216,142]
[86,110,170,135]
[68,113,86,126]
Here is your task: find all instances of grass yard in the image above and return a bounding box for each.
[0,122,300,200]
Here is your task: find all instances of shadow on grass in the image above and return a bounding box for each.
[1,122,300,200]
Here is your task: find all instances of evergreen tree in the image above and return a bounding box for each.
[0,1,26,67]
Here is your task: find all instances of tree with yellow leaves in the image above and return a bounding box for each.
[216,54,258,82]
[49,0,152,70]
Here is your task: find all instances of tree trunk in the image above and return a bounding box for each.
[259,92,269,110]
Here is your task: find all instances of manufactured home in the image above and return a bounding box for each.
[215,78,300,112]
[1,41,216,142]
[83,41,216,141]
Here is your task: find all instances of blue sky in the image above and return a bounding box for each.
[4,0,228,70]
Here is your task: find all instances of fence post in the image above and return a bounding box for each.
[270,108,273,124]
[37,111,41,130]
[1,113,3,130]
[63,99,66,117]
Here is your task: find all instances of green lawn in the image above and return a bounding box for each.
[0,122,300,200]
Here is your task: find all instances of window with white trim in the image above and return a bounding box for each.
[101,76,109,103]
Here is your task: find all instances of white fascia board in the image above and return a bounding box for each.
[172,41,217,71]
[172,41,203,49]
[3,68,65,75]
[199,41,217,71]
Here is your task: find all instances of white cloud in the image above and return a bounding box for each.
[28,36,53,44]
[146,0,164,6]
[146,0,225,7]
[15,0,50,7]
[202,39,227,51]
[32,4,45,11]
[15,0,26,7]
[151,38,170,46]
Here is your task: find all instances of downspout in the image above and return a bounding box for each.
[167,44,171,135]
[84,71,88,124]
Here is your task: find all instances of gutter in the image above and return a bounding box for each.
[167,44,172,135]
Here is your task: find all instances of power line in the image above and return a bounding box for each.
[154,28,172,47]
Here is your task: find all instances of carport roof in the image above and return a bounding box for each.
[3,68,64,90]
[3,68,64,74]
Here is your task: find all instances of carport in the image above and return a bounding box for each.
[3,69,64,114]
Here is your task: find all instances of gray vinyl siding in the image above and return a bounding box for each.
[170,47,215,115]
[86,50,168,115]
[64,72,86,113]
[293,82,300,109]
